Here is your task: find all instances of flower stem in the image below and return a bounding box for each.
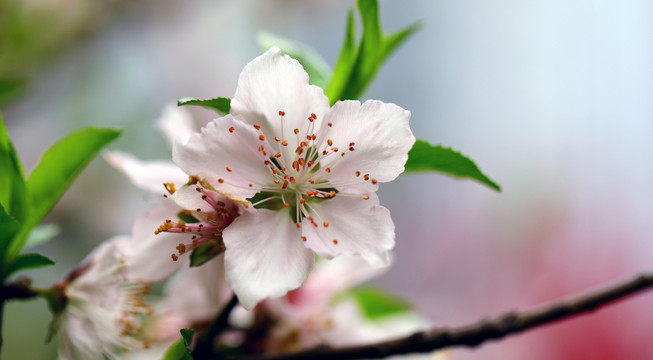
[193,294,239,359]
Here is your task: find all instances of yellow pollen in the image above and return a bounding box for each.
[163,182,176,195]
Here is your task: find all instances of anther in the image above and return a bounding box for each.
[253,124,261,130]
[327,139,333,146]
[275,136,281,142]
[226,166,233,172]
[363,194,370,200]
[301,236,307,242]
[229,126,235,133]
[325,168,331,173]
[218,178,224,183]
[283,203,290,208]
[294,128,300,134]
[279,110,285,116]
[171,254,179,261]
[355,171,361,177]
[259,135,265,141]
[281,140,288,146]
[300,198,306,204]
[332,239,338,245]
[371,178,378,184]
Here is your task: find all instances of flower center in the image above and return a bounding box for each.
[156,179,239,261]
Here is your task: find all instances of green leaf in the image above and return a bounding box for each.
[178,97,231,115]
[326,0,420,103]
[9,127,121,256]
[257,31,332,89]
[0,113,28,223]
[325,10,357,104]
[162,328,194,360]
[348,286,412,320]
[189,238,224,267]
[0,203,20,278]
[5,253,55,278]
[23,223,61,249]
[382,20,424,61]
[405,139,501,191]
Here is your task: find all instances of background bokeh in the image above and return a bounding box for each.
[2,0,653,359]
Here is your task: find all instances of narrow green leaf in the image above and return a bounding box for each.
[23,223,61,249]
[0,203,19,278]
[257,31,332,89]
[180,328,194,350]
[382,20,423,61]
[0,113,28,223]
[162,329,194,360]
[325,10,357,104]
[189,238,224,267]
[405,139,501,191]
[349,0,384,97]
[348,286,412,320]
[10,127,121,255]
[326,0,421,103]
[5,253,55,278]
[177,97,231,115]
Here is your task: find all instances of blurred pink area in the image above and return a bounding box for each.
[3,0,653,359]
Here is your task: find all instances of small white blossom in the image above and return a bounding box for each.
[173,47,415,308]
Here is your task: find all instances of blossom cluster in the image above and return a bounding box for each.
[55,47,420,359]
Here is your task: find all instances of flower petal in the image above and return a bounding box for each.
[173,115,271,202]
[155,103,197,145]
[301,193,394,267]
[159,256,230,323]
[120,202,190,282]
[231,47,330,157]
[104,151,188,195]
[318,100,414,188]
[223,208,314,309]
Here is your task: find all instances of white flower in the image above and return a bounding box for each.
[173,47,415,309]
[57,239,151,360]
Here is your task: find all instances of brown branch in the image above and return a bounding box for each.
[225,273,653,360]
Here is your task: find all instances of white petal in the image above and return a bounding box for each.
[318,100,414,187]
[170,183,214,213]
[104,151,188,195]
[223,209,314,309]
[173,115,270,202]
[120,202,190,282]
[301,193,394,267]
[231,47,330,158]
[155,103,196,145]
[159,256,229,323]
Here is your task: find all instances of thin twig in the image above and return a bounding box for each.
[194,294,240,359]
[225,273,653,360]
